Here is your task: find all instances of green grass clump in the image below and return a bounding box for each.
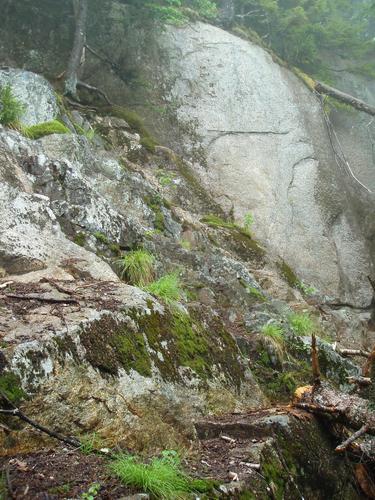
[261,323,284,342]
[288,312,315,336]
[110,451,213,499]
[79,433,105,455]
[24,120,70,139]
[116,249,155,286]
[0,84,25,126]
[145,273,183,304]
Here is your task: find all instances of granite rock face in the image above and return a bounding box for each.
[154,23,375,306]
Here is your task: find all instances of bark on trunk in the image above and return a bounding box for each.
[315,81,375,116]
[64,0,88,98]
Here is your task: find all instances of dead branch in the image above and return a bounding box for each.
[3,293,79,305]
[335,424,370,453]
[315,81,375,117]
[311,334,321,387]
[40,278,75,296]
[336,348,371,358]
[77,80,112,105]
[346,376,372,387]
[0,389,80,448]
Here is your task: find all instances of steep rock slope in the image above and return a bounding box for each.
[152,23,375,306]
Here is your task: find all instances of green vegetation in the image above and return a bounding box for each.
[156,169,175,187]
[79,433,105,455]
[232,0,375,80]
[144,194,168,232]
[277,260,316,296]
[116,249,155,286]
[0,372,26,404]
[288,312,315,336]
[246,285,266,302]
[0,84,25,126]
[144,273,184,304]
[24,120,70,139]
[74,231,86,247]
[243,212,254,233]
[110,450,214,499]
[74,123,97,141]
[80,483,101,500]
[262,323,284,342]
[180,239,192,251]
[93,231,109,245]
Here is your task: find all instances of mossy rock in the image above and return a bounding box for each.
[201,214,265,261]
[99,105,158,151]
[23,120,71,139]
[78,307,244,387]
[276,260,299,288]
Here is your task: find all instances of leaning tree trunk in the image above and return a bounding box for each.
[64,0,88,98]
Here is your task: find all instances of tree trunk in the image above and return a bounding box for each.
[315,81,375,116]
[64,0,88,98]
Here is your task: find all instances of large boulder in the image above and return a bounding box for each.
[0,68,59,125]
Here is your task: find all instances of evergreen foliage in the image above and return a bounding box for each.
[228,0,375,78]
[0,84,25,126]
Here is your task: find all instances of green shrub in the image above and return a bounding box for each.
[109,451,213,500]
[24,120,70,139]
[0,84,25,126]
[144,273,184,304]
[243,212,254,233]
[288,312,315,336]
[261,323,284,342]
[93,231,109,245]
[116,249,155,286]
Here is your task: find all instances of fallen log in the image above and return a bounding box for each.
[315,81,375,116]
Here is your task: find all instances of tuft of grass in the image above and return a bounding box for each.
[0,84,25,126]
[261,323,284,342]
[243,212,254,233]
[116,249,155,286]
[109,451,214,500]
[144,273,184,304]
[79,433,104,455]
[288,312,315,336]
[23,120,70,139]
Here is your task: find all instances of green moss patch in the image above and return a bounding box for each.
[79,309,244,387]
[201,214,265,260]
[276,260,299,288]
[24,120,71,139]
[0,372,26,404]
[100,105,158,152]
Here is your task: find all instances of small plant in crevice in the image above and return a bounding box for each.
[243,212,254,234]
[180,238,192,251]
[262,323,284,343]
[116,249,155,286]
[80,482,101,500]
[109,450,214,500]
[0,84,25,127]
[288,312,315,336]
[246,285,266,302]
[144,272,184,305]
[79,433,105,455]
